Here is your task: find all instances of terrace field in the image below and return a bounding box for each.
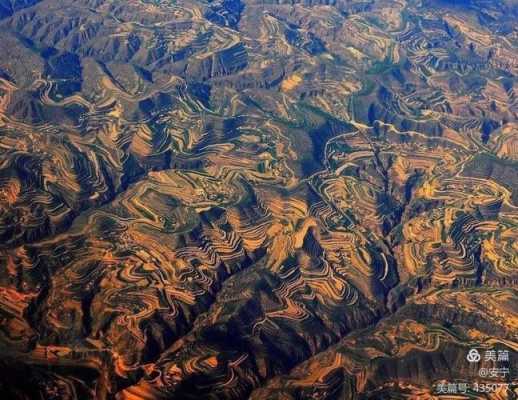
[0,0,517,398]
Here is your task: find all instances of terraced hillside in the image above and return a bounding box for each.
[0,0,517,398]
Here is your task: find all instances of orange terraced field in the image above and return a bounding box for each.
[0,0,517,398]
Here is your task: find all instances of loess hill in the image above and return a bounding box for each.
[0,0,517,398]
